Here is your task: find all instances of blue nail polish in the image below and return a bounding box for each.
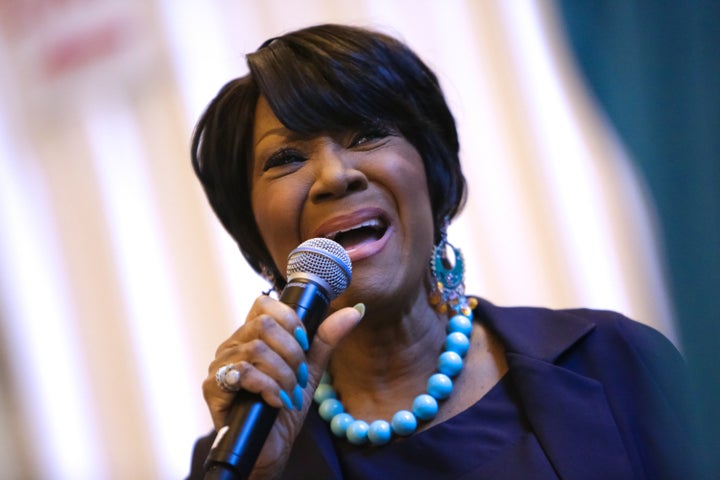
[294,327,309,351]
[279,389,294,411]
[293,384,304,410]
[297,362,309,388]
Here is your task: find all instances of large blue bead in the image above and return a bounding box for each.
[346,420,369,445]
[368,420,392,445]
[313,383,336,404]
[448,314,473,336]
[427,373,453,399]
[330,413,354,437]
[412,393,439,420]
[319,398,343,421]
[391,410,417,436]
[438,350,464,377]
[445,331,470,357]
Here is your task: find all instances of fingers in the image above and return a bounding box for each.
[203,296,365,431]
[204,295,310,429]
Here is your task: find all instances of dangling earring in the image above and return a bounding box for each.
[429,220,467,314]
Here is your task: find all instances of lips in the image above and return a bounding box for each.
[324,218,387,248]
[325,218,387,249]
[313,209,392,260]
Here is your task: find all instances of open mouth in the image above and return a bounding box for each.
[324,218,388,251]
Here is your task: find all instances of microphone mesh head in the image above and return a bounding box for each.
[286,238,352,299]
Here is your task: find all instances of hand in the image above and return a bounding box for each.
[202,294,363,479]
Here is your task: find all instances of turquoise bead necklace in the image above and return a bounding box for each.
[312,295,476,446]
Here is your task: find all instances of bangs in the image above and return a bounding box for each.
[247,25,420,135]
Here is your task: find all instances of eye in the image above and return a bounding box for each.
[262,148,307,171]
[349,126,394,149]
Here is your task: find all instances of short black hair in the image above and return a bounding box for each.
[191,24,466,289]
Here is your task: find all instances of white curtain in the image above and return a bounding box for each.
[0,1,674,478]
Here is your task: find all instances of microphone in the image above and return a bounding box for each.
[203,238,352,479]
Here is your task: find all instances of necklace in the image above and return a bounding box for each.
[312,295,477,446]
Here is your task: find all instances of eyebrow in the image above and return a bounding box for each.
[254,126,306,148]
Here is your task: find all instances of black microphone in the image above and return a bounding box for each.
[203,238,352,480]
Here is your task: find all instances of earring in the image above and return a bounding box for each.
[429,221,467,314]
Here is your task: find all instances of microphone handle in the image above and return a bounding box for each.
[203,280,330,479]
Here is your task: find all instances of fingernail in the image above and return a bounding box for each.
[293,384,304,410]
[294,327,309,352]
[297,362,309,388]
[353,303,366,319]
[279,389,294,410]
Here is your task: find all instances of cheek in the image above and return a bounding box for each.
[404,182,435,252]
[394,158,434,233]
[375,150,435,264]
[251,186,302,273]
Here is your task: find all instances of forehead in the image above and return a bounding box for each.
[253,96,285,144]
[253,96,322,152]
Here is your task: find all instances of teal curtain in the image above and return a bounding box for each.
[556,1,719,474]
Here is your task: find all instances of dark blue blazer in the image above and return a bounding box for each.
[188,298,700,479]
[474,298,698,479]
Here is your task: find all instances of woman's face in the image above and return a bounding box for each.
[250,97,435,304]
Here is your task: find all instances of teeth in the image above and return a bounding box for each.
[325,218,383,240]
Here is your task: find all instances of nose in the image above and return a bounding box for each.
[309,146,368,202]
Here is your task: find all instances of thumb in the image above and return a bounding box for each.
[306,303,365,383]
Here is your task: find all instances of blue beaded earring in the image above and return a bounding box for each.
[429,221,468,314]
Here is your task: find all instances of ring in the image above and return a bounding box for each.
[216,364,242,392]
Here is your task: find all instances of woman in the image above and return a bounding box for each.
[187,24,696,479]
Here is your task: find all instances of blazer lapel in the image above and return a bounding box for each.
[508,353,635,479]
[476,298,636,480]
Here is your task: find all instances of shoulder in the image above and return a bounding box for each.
[473,296,683,367]
[550,307,686,383]
[473,296,689,406]
[562,307,682,362]
[564,306,675,346]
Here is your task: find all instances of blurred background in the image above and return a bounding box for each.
[0,1,717,478]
